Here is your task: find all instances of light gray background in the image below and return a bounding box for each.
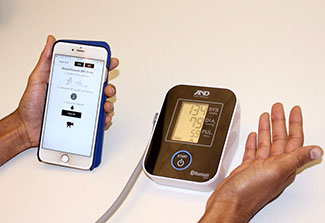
[0,1,324,222]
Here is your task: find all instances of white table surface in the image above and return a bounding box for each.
[1,0,324,222]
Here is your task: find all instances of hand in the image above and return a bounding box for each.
[16,35,119,148]
[200,103,323,223]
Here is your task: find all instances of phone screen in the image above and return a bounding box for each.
[42,54,105,156]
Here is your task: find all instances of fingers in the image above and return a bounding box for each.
[104,84,116,128]
[104,102,114,128]
[109,58,119,71]
[281,146,323,174]
[104,84,116,115]
[285,106,304,153]
[270,103,288,156]
[242,132,257,163]
[256,113,271,159]
[104,84,116,98]
[104,100,114,113]
[105,115,112,129]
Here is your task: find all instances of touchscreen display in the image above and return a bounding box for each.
[42,54,105,156]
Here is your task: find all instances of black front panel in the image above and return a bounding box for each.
[144,85,236,182]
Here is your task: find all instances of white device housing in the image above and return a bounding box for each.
[143,85,240,191]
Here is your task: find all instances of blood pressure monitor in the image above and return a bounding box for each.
[96,84,240,221]
[143,85,240,191]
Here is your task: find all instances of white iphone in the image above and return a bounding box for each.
[38,41,109,170]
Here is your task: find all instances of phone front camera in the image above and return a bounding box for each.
[72,49,74,51]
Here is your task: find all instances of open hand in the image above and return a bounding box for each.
[200,103,323,223]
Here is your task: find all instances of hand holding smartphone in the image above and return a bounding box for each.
[38,40,111,170]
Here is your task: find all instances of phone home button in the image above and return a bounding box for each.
[61,154,69,163]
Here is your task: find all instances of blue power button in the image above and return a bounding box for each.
[171,150,192,170]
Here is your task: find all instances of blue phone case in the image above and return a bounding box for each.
[56,40,111,170]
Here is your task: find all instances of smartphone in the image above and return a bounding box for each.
[38,41,109,170]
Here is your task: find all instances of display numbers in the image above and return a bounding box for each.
[171,102,209,143]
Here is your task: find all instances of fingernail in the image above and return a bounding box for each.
[109,86,115,95]
[310,148,323,160]
[106,115,112,123]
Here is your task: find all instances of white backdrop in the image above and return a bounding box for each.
[0,0,324,222]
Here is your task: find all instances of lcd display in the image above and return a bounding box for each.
[171,102,209,143]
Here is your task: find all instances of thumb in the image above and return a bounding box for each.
[283,146,323,173]
[31,35,56,80]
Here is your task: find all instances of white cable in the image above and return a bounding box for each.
[95,153,144,223]
[95,113,159,223]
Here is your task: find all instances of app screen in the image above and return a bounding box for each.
[42,54,105,156]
